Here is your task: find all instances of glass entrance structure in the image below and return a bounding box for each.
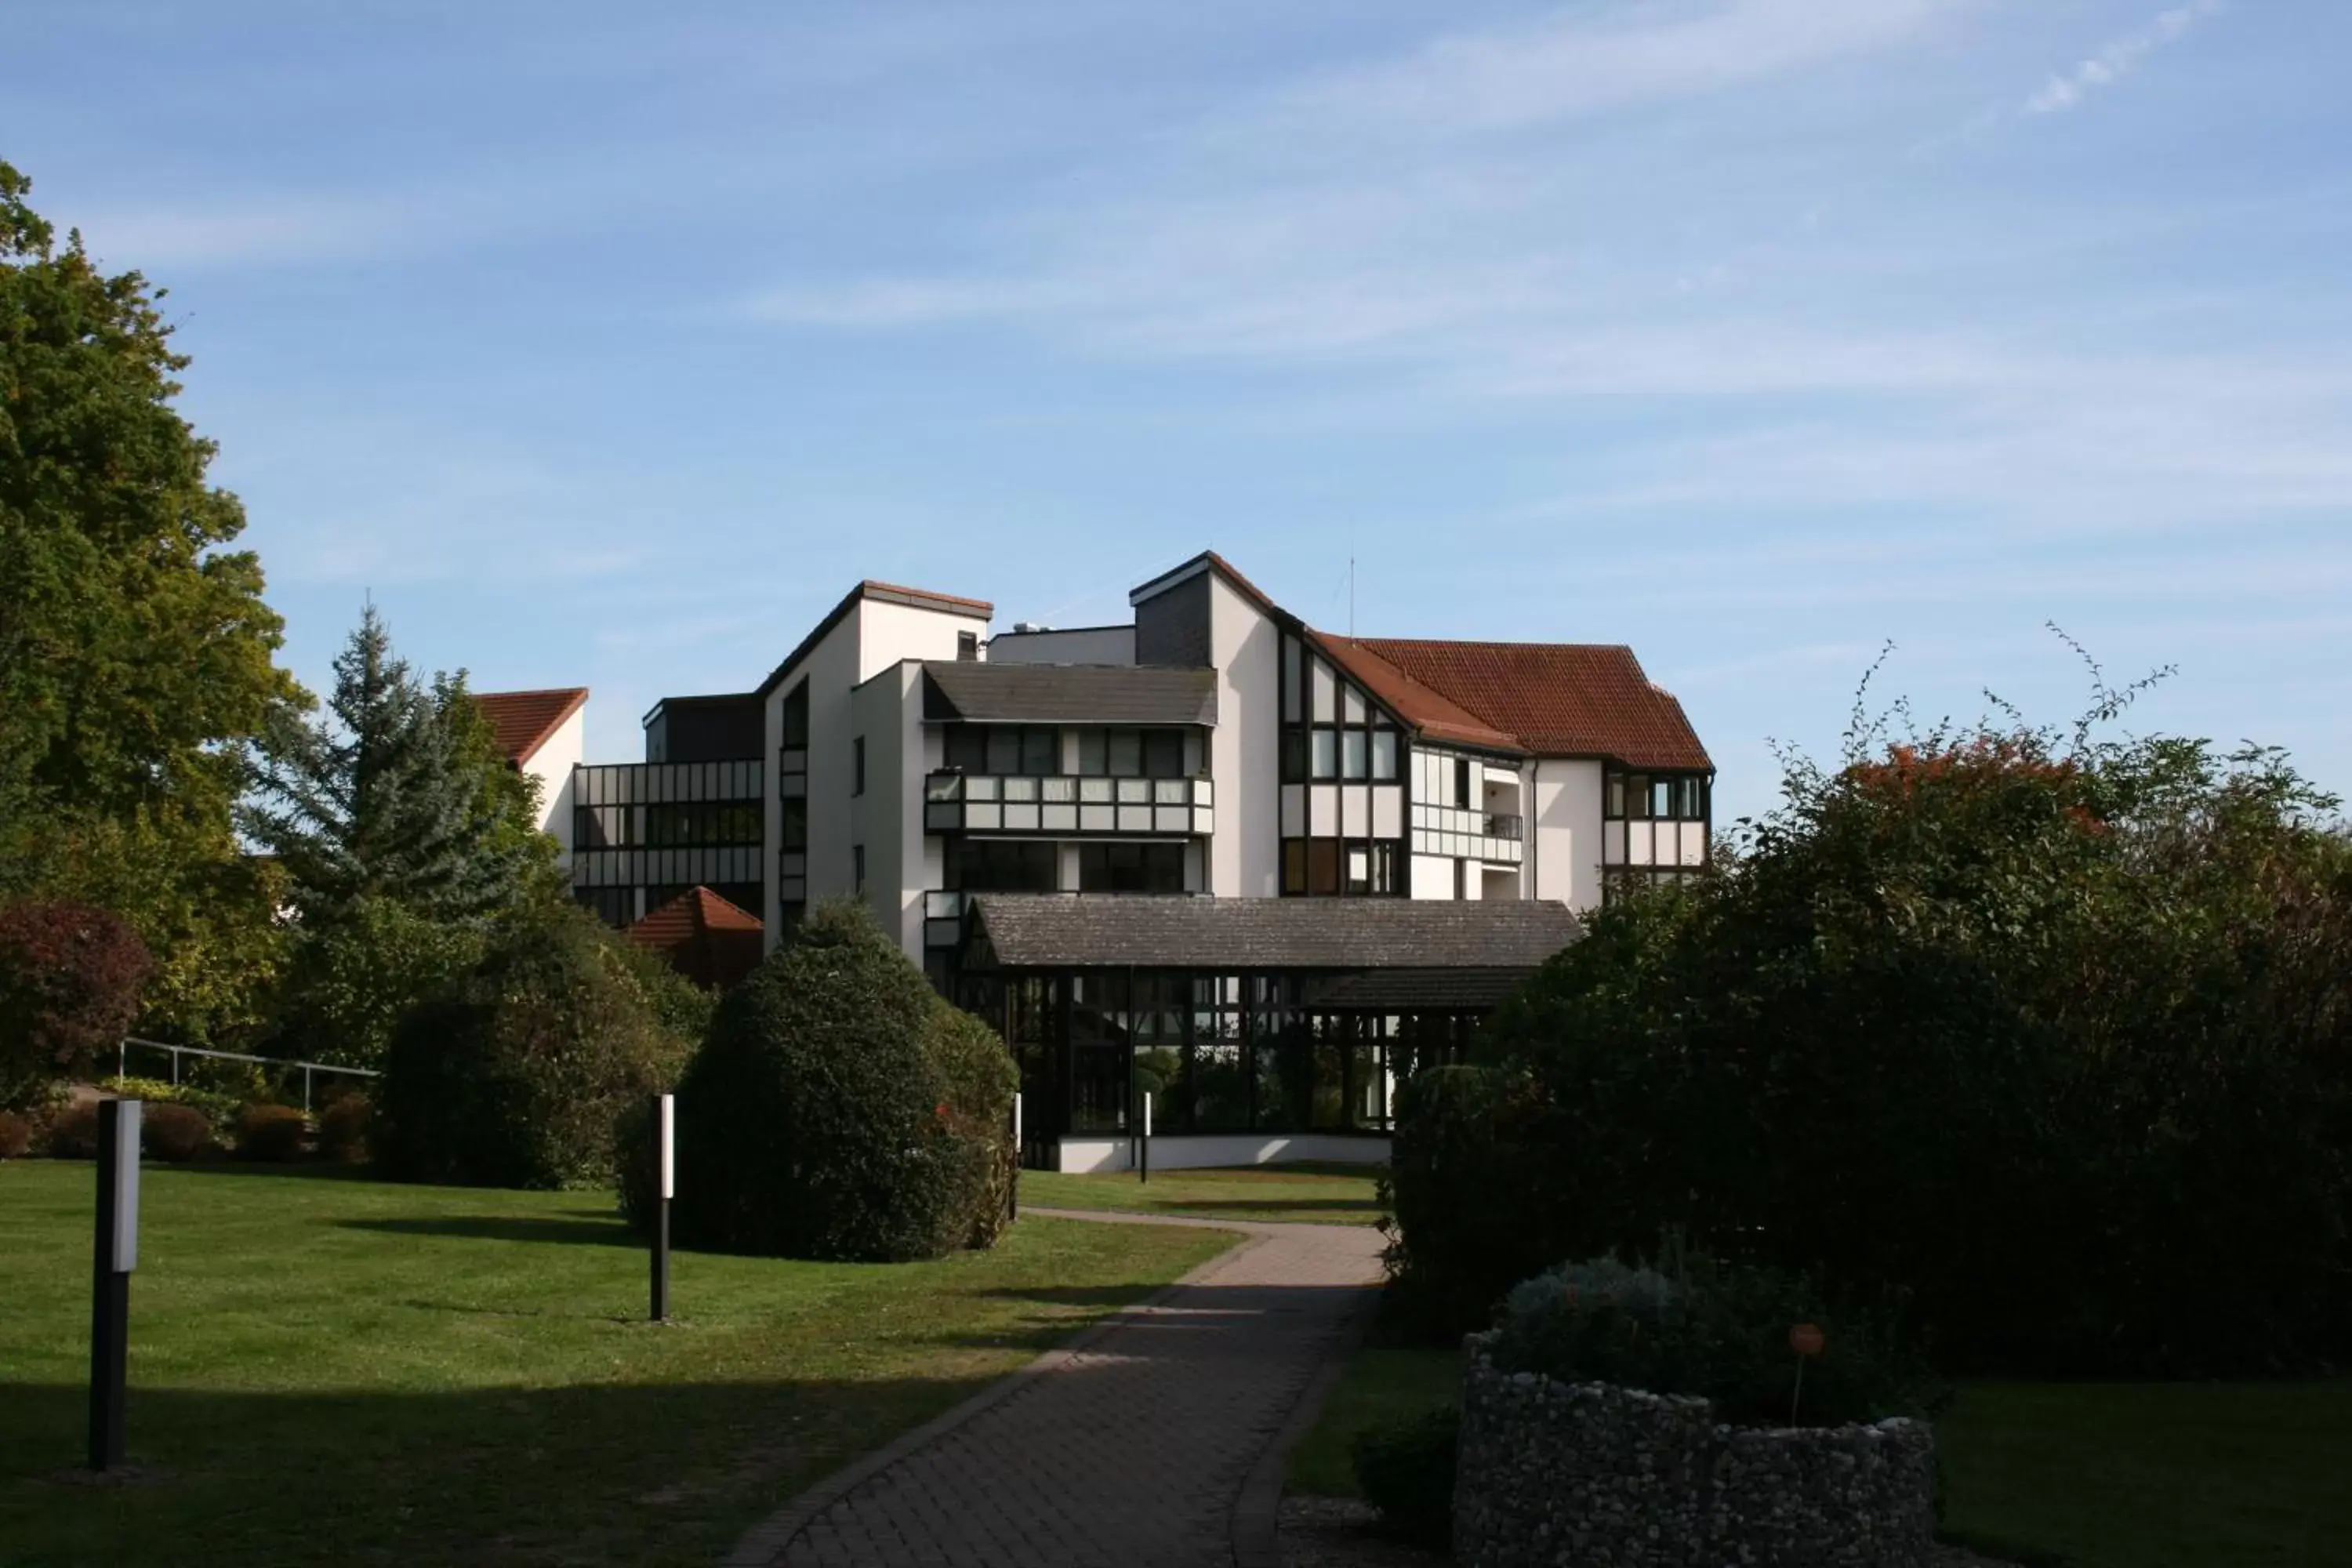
[955,894,1579,1169]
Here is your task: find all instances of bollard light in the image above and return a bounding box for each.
[89,1098,142,1471]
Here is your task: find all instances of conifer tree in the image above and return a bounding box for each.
[245,606,544,920]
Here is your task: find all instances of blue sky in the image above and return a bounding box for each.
[7,0,2349,823]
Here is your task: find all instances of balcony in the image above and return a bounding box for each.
[1409,801,1526,866]
[924,771,1214,838]
[1486,812,1523,841]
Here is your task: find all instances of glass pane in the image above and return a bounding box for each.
[1311,729,1338,779]
[1077,730,1106,775]
[986,729,1020,775]
[1024,728,1058,776]
[1283,839,1307,893]
[1606,772,1625,818]
[1346,845,1370,893]
[1281,731,1307,782]
[1108,729,1142,777]
[1282,637,1301,724]
[1311,660,1336,723]
[1308,840,1341,895]
[1144,729,1184,779]
[1371,729,1399,781]
[1342,684,1366,725]
[1652,779,1674,818]
[1341,730,1368,780]
[1627,774,1651,818]
[1194,1038,1248,1132]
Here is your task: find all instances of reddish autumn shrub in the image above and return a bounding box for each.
[234,1103,310,1162]
[140,1102,214,1162]
[317,1092,372,1163]
[0,1109,32,1160]
[45,1102,101,1159]
[0,901,152,1109]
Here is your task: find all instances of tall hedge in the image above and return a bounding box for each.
[1393,722,2352,1376]
[662,900,1014,1261]
[376,904,688,1189]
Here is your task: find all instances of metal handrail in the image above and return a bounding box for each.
[1484,812,1525,840]
[116,1037,379,1113]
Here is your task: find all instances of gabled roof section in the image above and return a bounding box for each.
[756,580,995,699]
[923,662,1218,727]
[474,688,588,766]
[1315,636,1523,756]
[1353,639,1711,771]
[1127,550,1281,615]
[969,895,1581,971]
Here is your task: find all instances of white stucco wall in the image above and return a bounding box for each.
[1530,757,1606,911]
[524,704,585,871]
[851,662,928,955]
[1206,575,1280,898]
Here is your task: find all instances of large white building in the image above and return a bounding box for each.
[513,551,1713,1171]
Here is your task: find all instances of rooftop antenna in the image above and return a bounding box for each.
[1348,552,1356,639]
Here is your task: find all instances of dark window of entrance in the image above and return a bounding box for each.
[1079,842,1185,893]
[945,838,1059,891]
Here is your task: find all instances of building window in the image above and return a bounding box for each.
[780,798,808,851]
[1602,767,1709,822]
[852,735,866,796]
[945,837,1059,891]
[780,681,809,746]
[852,844,865,894]
[944,724,1058,776]
[1076,727,1186,779]
[1079,842,1185,893]
[956,630,978,662]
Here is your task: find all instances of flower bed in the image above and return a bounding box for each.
[1454,1334,1936,1567]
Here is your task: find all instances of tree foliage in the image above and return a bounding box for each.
[245,606,551,923]
[375,904,690,1189]
[0,159,302,1041]
[0,900,153,1109]
[1397,654,2352,1376]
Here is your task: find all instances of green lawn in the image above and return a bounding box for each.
[1019,1160,1386,1226]
[1287,1344,2352,1568]
[0,1160,1235,1568]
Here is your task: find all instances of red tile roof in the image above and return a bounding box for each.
[1315,635,1524,753]
[628,887,764,990]
[1345,639,1711,771]
[474,688,589,766]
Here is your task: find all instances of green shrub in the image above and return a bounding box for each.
[234,1102,310,1162]
[141,1102,215,1162]
[98,1076,242,1132]
[1383,1065,1565,1335]
[376,904,688,1189]
[274,896,484,1072]
[1491,1253,1939,1428]
[926,997,1019,1248]
[316,1091,372,1163]
[666,899,1012,1261]
[1422,713,2352,1377]
[1350,1406,1458,1550]
[45,1102,100,1158]
[0,1109,32,1160]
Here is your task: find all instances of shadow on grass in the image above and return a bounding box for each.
[0,1375,976,1568]
[335,1214,638,1248]
[1145,1197,1383,1218]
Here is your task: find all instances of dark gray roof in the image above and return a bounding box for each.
[924,662,1218,727]
[967,895,1581,972]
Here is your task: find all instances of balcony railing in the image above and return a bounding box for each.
[1485,812,1524,841]
[1408,800,1526,865]
[924,771,1214,838]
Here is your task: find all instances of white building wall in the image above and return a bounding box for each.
[524,705,585,870]
[1530,758,1606,911]
[851,662,927,954]
[1206,575,1280,898]
[1411,855,1456,899]
[985,626,1136,666]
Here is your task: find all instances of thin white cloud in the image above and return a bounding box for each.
[2026,0,2223,115]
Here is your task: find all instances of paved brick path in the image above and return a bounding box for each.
[727,1209,1386,1568]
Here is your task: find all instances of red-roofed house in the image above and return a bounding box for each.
[628,886,764,990]
[474,687,589,869]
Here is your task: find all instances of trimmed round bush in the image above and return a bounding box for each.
[234,1103,310,1162]
[665,899,1014,1261]
[316,1091,372,1163]
[0,900,152,1109]
[377,905,688,1189]
[0,1109,33,1160]
[141,1102,215,1162]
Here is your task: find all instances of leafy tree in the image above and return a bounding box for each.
[245,605,549,921]
[273,895,486,1071]
[0,159,303,1040]
[0,900,153,1109]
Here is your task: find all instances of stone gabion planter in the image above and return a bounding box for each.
[1453,1334,1936,1568]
